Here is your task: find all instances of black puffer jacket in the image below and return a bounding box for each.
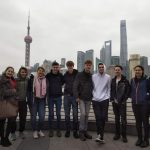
[73,70,93,101]
[110,75,130,103]
[46,71,64,98]
[0,75,17,100]
[64,69,78,96]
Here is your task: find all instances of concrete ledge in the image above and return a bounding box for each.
[23,120,139,136]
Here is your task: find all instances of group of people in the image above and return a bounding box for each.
[0,60,150,148]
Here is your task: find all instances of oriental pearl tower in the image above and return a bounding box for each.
[24,14,32,67]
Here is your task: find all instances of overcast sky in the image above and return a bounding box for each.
[0,0,150,73]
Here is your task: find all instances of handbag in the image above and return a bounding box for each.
[0,98,18,118]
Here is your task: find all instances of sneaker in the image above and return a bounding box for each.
[49,130,54,137]
[73,131,79,139]
[19,132,26,139]
[122,137,128,143]
[33,131,38,139]
[79,132,86,141]
[140,140,149,148]
[38,130,45,137]
[95,134,105,144]
[113,134,120,140]
[11,133,17,141]
[135,138,143,146]
[84,132,92,139]
[57,130,62,137]
[65,131,70,137]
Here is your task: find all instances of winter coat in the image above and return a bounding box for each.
[0,75,17,101]
[130,76,150,104]
[46,71,64,98]
[64,69,78,96]
[110,75,130,104]
[16,77,28,101]
[73,70,93,101]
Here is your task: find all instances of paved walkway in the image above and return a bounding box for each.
[0,131,149,150]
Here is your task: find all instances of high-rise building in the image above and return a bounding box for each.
[77,51,85,72]
[24,13,32,67]
[120,20,128,67]
[60,58,66,68]
[95,57,101,72]
[85,49,94,72]
[129,54,140,79]
[111,56,120,65]
[42,59,52,74]
[100,41,112,69]
[140,56,148,75]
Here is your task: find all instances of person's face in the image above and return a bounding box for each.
[67,65,74,73]
[5,68,14,78]
[20,69,27,78]
[84,63,92,73]
[114,67,122,77]
[52,65,59,74]
[98,64,104,74]
[134,67,143,78]
[37,68,45,77]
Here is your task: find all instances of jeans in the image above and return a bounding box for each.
[112,102,127,137]
[64,95,78,131]
[48,97,62,130]
[79,100,91,132]
[132,104,150,140]
[92,99,109,139]
[31,98,46,131]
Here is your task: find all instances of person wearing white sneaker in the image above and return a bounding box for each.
[38,130,45,137]
[95,134,105,144]
[31,67,47,139]
[33,131,38,139]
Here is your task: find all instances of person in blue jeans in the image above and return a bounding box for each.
[31,67,47,139]
[46,61,64,137]
[64,61,79,138]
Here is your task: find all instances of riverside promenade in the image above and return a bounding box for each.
[0,131,149,150]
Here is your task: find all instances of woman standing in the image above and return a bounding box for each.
[0,66,17,147]
[11,67,29,140]
[131,65,150,148]
[31,67,47,139]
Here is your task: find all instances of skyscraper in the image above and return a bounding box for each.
[77,51,85,72]
[140,56,148,75]
[85,49,94,72]
[24,14,32,67]
[100,40,112,69]
[120,20,128,67]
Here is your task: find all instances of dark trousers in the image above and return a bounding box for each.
[0,117,16,139]
[112,102,127,137]
[64,95,78,131]
[92,99,109,139]
[11,101,27,133]
[48,97,62,130]
[132,104,150,140]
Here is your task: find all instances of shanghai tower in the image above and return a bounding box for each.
[120,20,128,66]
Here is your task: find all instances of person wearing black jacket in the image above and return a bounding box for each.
[110,65,130,143]
[46,61,64,138]
[63,61,79,138]
[73,60,93,141]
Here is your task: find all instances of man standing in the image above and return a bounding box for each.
[64,61,79,138]
[73,60,93,141]
[110,65,130,143]
[92,63,111,143]
[46,61,64,137]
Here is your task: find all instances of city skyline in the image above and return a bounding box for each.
[0,0,150,73]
